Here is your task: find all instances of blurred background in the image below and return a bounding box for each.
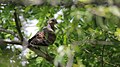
[0,0,120,67]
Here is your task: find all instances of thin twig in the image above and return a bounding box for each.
[0,27,19,38]
[104,60,118,67]
[0,39,22,45]
[14,8,23,42]
[72,39,120,45]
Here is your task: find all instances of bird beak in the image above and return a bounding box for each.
[56,21,58,24]
[54,24,58,29]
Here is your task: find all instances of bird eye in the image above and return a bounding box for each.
[51,19,55,22]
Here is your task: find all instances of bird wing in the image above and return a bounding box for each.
[28,26,56,46]
[43,27,56,45]
[28,31,49,46]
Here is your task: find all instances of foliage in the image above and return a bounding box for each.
[0,0,120,67]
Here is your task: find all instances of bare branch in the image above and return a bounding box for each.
[88,40,113,45]
[72,39,120,45]
[0,39,22,45]
[0,27,19,38]
[14,8,24,42]
[22,39,54,63]
[0,38,54,63]
[28,46,54,63]
[0,0,120,7]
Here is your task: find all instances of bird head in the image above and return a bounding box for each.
[47,18,58,31]
[47,18,58,25]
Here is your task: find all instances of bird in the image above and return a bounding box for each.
[28,18,58,47]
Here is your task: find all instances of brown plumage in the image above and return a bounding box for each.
[28,18,57,47]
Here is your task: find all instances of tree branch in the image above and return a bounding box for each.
[88,40,120,45]
[0,0,120,7]
[72,39,120,45]
[28,46,54,64]
[0,38,54,64]
[0,39,22,45]
[14,8,24,42]
[22,39,54,64]
[0,27,19,38]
